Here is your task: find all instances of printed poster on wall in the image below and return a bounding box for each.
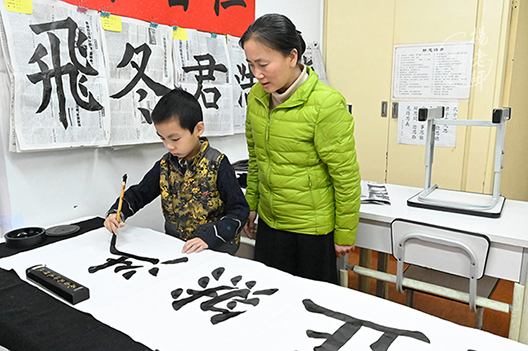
[392,42,474,101]
[397,101,459,147]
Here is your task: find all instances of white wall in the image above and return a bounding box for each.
[0,0,323,235]
[255,1,324,47]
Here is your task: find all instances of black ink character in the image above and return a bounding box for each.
[234,63,255,107]
[302,299,430,351]
[88,253,188,280]
[214,0,246,16]
[302,54,313,67]
[171,267,278,324]
[183,53,228,109]
[168,0,188,10]
[110,43,171,124]
[27,17,103,129]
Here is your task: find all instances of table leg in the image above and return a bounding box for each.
[509,283,524,340]
[519,279,528,344]
[358,248,371,293]
[376,252,390,298]
[510,252,528,344]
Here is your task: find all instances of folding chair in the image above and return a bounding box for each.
[391,219,500,329]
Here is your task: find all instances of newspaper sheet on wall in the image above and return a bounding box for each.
[303,41,328,86]
[0,0,329,151]
[173,28,234,137]
[397,101,459,147]
[392,42,474,101]
[0,15,17,152]
[227,34,255,134]
[101,17,174,146]
[0,0,111,151]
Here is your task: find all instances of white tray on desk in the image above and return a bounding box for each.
[407,188,506,218]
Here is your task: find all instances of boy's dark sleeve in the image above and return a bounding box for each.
[106,160,162,221]
[196,156,250,249]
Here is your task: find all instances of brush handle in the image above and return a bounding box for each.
[115,183,126,223]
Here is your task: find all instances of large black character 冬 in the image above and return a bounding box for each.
[110,43,171,123]
[171,267,278,324]
[302,299,430,351]
[183,53,227,109]
[27,17,103,129]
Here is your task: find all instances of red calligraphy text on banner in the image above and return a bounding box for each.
[60,0,255,37]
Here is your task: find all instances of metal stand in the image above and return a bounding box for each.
[408,107,510,218]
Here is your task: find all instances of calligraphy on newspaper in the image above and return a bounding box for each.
[103,17,174,145]
[0,0,110,151]
[173,28,234,136]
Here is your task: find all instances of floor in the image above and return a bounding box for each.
[346,248,513,338]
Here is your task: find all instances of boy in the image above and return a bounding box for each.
[104,88,249,255]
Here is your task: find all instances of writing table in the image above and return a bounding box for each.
[1,218,527,350]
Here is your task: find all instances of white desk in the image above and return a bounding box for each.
[351,184,528,343]
[1,223,528,350]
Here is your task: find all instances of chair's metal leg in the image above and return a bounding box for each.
[337,255,348,288]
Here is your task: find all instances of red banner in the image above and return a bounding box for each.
[60,0,255,37]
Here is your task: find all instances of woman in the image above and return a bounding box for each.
[240,14,361,284]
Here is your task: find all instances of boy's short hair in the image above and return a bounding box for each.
[151,87,203,132]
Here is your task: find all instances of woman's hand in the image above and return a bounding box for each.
[243,211,258,239]
[104,213,125,235]
[335,243,355,258]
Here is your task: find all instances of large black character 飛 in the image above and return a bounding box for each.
[27,17,103,129]
[110,43,171,124]
[183,53,228,109]
[302,299,430,351]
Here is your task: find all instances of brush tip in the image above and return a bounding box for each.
[122,174,127,183]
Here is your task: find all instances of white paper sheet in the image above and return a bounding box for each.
[227,34,254,134]
[0,225,526,351]
[303,41,328,86]
[173,29,234,136]
[0,0,111,151]
[101,17,174,146]
[392,42,474,101]
[397,101,459,147]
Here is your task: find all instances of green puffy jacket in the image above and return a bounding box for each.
[245,66,361,245]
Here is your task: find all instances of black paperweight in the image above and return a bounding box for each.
[26,264,90,305]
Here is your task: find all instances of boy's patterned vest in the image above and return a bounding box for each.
[159,139,225,240]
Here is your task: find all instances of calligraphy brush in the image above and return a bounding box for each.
[115,174,127,224]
